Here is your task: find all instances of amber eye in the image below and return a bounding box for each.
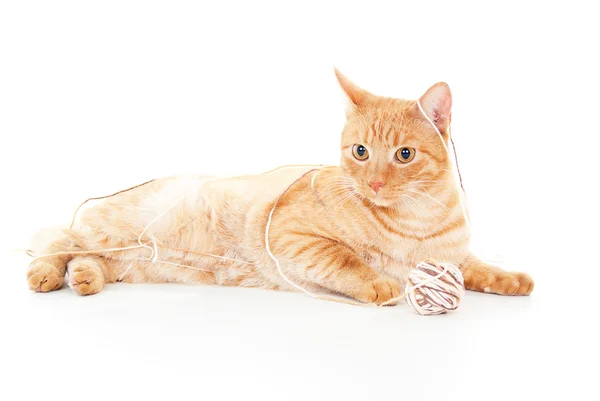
[396,147,416,163]
[352,144,369,160]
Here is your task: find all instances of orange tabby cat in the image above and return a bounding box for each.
[27,70,534,304]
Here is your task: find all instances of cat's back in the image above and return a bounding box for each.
[204,166,320,205]
[201,166,320,239]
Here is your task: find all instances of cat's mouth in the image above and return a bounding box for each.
[368,194,397,207]
[355,186,398,208]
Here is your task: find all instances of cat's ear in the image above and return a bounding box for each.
[417,82,452,132]
[334,68,372,114]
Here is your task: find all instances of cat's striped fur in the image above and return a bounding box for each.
[27,70,533,303]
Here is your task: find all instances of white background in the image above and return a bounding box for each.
[1,1,598,400]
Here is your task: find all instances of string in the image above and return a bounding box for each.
[263,167,459,309]
[415,100,448,152]
[449,134,465,193]
[261,103,469,306]
[69,179,157,230]
[67,166,327,231]
[380,262,450,306]
[27,244,148,266]
[135,192,190,262]
[264,168,323,298]
[25,120,468,310]
[164,246,254,266]
[118,263,135,281]
[415,99,470,227]
[27,244,244,283]
[27,165,329,285]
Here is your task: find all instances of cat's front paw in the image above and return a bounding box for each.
[356,276,402,305]
[468,270,534,296]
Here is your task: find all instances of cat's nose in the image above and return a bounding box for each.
[368,180,384,193]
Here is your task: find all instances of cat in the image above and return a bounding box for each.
[26,69,534,304]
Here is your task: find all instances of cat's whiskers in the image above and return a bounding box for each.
[409,180,445,185]
[317,185,353,206]
[398,195,429,221]
[314,177,356,205]
[398,193,437,220]
[329,191,359,215]
[319,179,359,214]
[321,185,351,205]
[403,188,452,213]
[314,174,354,187]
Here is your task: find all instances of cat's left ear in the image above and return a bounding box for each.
[417,82,452,132]
[334,68,373,115]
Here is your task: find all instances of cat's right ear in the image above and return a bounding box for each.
[334,68,371,115]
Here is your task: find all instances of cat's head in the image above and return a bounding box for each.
[336,69,454,207]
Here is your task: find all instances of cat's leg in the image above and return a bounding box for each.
[460,253,534,295]
[27,261,65,293]
[27,229,116,295]
[271,234,401,305]
[67,254,221,294]
[27,234,76,292]
[66,255,111,295]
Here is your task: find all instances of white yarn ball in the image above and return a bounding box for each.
[405,260,465,316]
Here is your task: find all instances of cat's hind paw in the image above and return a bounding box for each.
[68,259,105,296]
[27,262,64,293]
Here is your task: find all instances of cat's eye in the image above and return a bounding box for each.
[352,144,369,161]
[396,147,416,163]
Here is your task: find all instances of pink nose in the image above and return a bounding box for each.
[368,181,384,193]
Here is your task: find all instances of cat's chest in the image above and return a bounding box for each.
[360,234,468,282]
[359,248,408,284]
[362,238,428,268]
